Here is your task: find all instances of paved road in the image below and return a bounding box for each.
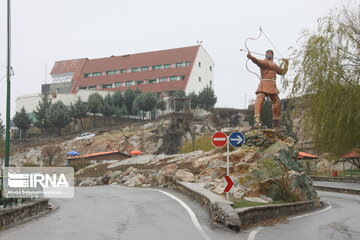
[1,186,359,240]
[313,181,360,190]
[0,186,249,240]
[251,191,360,240]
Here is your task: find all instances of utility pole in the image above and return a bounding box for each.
[5,0,12,168]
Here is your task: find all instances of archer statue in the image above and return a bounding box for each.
[247,50,289,128]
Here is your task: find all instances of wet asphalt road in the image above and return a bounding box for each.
[0,186,359,240]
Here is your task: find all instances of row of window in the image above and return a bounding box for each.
[78,75,186,90]
[84,61,191,78]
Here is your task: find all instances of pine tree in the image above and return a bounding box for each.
[13,107,32,140]
[88,93,104,128]
[198,86,217,112]
[0,114,4,137]
[33,94,52,131]
[46,101,71,136]
[70,97,88,131]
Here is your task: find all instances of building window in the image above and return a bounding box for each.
[79,86,87,90]
[153,65,163,70]
[180,75,185,80]
[141,66,148,71]
[198,62,201,67]
[159,77,167,82]
[121,69,127,74]
[164,64,171,69]
[210,66,213,71]
[84,73,92,78]
[92,72,102,77]
[88,86,96,90]
[106,70,117,75]
[132,67,140,72]
[102,84,113,89]
[114,82,121,87]
[170,76,181,81]
[185,61,190,66]
[137,80,143,85]
[210,80,212,86]
[125,81,134,86]
[149,79,157,84]
[176,62,186,67]
[199,77,201,82]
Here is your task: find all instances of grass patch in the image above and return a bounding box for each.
[233,200,289,208]
[180,134,215,154]
[22,162,40,167]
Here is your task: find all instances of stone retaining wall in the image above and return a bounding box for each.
[169,181,241,231]
[311,176,360,183]
[236,200,319,227]
[0,199,50,229]
[314,186,360,195]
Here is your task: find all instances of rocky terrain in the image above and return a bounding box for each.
[75,128,319,204]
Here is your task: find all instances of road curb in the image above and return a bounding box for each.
[314,185,360,195]
[311,176,360,183]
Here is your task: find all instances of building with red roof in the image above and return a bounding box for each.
[44,45,214,97]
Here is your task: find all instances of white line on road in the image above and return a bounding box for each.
[111,185,212,240]
[247,203,332,240]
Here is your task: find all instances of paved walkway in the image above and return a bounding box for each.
[313,181,360,190]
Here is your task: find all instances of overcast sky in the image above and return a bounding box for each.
[0,0,342,122]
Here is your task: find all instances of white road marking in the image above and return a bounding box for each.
[111,185,212,240]
[247,203,332,240]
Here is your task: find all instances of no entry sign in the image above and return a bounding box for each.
[211,131,227,148]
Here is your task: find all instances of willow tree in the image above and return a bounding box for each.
[283,4,360,157]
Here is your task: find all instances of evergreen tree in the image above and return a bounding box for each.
[46,101,71,136]
[157,98,167,112]
[124,89,137,115]
[69,97,88,131]
[33,94,52,130]
[187,92,199,109]
[118,104,128,116]
[0,114,4,137]
[113,91,124,109]
[13,107,32,140]
[198,86,217,111]
[88,93,104,128]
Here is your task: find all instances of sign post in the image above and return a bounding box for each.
[212,131,245,200]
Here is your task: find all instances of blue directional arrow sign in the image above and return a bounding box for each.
[229,131,245,147]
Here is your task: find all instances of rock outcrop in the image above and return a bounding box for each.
[76,128,319,204]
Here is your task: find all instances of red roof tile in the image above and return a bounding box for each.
[69,45,199,93]
[67,150,131,159]
[50,58,87,80]
[298,152,319,159]
[342,149,360,158]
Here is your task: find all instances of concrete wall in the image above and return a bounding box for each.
[185,46,215,94]
[42,82,73,94]
[16,90,111,113]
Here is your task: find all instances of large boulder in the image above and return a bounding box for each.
[174,169,195,182]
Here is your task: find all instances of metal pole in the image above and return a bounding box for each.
[226,135,229,201]
[5,0,11,168]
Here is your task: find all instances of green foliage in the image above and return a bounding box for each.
[101,94,116,117]
[22,162,40,167]
[88,93,104,128]
[157,98,166,112]
[33,94,52,129]
[283,5,360,157]
[113,91,124,109]
[187,91,199,109]
[132,92,158,117]
[198,86,217,111]
[70,97,88,131]
[13,107,32,139]
[46,101,71,136]
[174,89,186,97]
[0,114,4,137]
[118,104,128,116]
[180,134,214,154]
[72,162,92,173]
[124,89,137,115]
